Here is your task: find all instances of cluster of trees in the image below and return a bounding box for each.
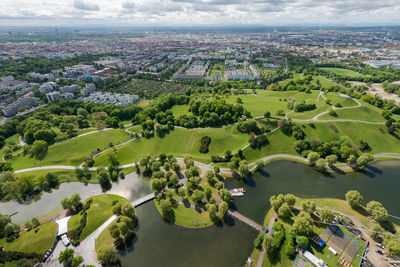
[199,136,211,153]
[345,190,400,257]
[383,82,400,95]
[109,202,137,249]
[278,118,305,140]
[288,101,316,112]
[0,172,59,201]
[58,248,87,267]
[307,150,374,172]
[175,99,249,128]
[267,75,320,93]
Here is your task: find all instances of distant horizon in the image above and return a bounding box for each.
[1,0,400,28]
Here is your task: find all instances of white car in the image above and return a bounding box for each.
[61,234,70,246]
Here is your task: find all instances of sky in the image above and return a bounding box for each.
[0,0,400,27]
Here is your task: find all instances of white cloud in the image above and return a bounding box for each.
[0,0,399,26]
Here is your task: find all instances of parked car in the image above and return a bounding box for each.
[375,249,383,255]
[61,234,70,246]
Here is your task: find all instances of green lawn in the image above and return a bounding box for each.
[93,125,249,165]
[9,129,131,170]
[15,169,98,184]
[325,93,358,108]
[318,106,385,122]
[154,201,214,228]
[320,67,366,78]
[68,194,129,242]
[169,104,192,117]
[243,120,400,162]
[0,222,57,255]
[95,217,117,254]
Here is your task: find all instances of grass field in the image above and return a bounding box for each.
[320,67,365,78]
[15,169,98,184]
[94,217,117,254]
[0,222,57,255]
[325,93,358,108]
[93,125,249,165]
[9,129,131,170]
[243,121,400,162]
[68,194,129,242]
[318,106,385,122]
[169,104,192,117]
[154,201,214,228]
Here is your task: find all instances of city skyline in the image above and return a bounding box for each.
[1,0,400,27]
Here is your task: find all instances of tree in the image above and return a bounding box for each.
[263,235,277,254]
[319,207,335,222]
[302,200,316,213]
[219,201,229,217]
[31,217,40,228]
[159,199,173,219]
[346,154,357,166]
[291,212,313,237]
[270,194,285,212]
[109,223,121,240]
[59,248,74,264]
[112,202,122,215]
[284,194,296,208]
[278,203,291,218]
[61,197,73,211]
[121,203,135,219]
[207,204,218,220]
[345,190,363,208]
[30,140,48,160]
[255,160,264,171]
[314,158,326,171]
[71,256,84,267]
[296,235,309,248]
[0,214,11,237]
[369,223,384,241]
[264,111,271,118]
[4,224,15,236]
[285,240,296,259]
[70,193,82,210]
[384,236,400,257]
[97,245,117,264]
[366,201,388,222]
[357,153,374,169]
[326,155,337,166]
[307,151,319,165]
[238,160,250,178]
[191,190,205,205]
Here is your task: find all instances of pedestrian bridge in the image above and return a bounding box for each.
[131,193,156,207]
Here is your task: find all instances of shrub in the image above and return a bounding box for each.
[199,136,211,153]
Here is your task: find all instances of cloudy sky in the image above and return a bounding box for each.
[0,0,399,27]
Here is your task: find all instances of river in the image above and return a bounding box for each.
[1,160,399,267]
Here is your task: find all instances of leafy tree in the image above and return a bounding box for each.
[0,214,11,237]
[315,158,326,171]
[4,224,15,236]
[291,212,313,237]
[58,248,74,264]
[326,155,337,166]
[159,199,173,219]
[253,232,265,249]
[121,203,135,219]
[255,160,264,171]
[31,217,40,227]
[191,190,205,205]
[109,223,121,240]
[302,200,316,213]
[384,236,400,257]
[30,140,48,160]
[207,204,218,220]
[278,203,291,218]
[366,201,388,222]
[71,256,84,267]
[346,154,357,166]
[218,201,229,217]
[307,151,319,165]
[270,194,285,212]
[369,223,384,241]
[284,194,296,208]
[97,245,118,264]
[345,190,363,208]
[238,160,250,178]
[319,207,335,222]
[263,235,277,254]
[296,235,309,248]
[285,240,296,259]
[357,153,374,169]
